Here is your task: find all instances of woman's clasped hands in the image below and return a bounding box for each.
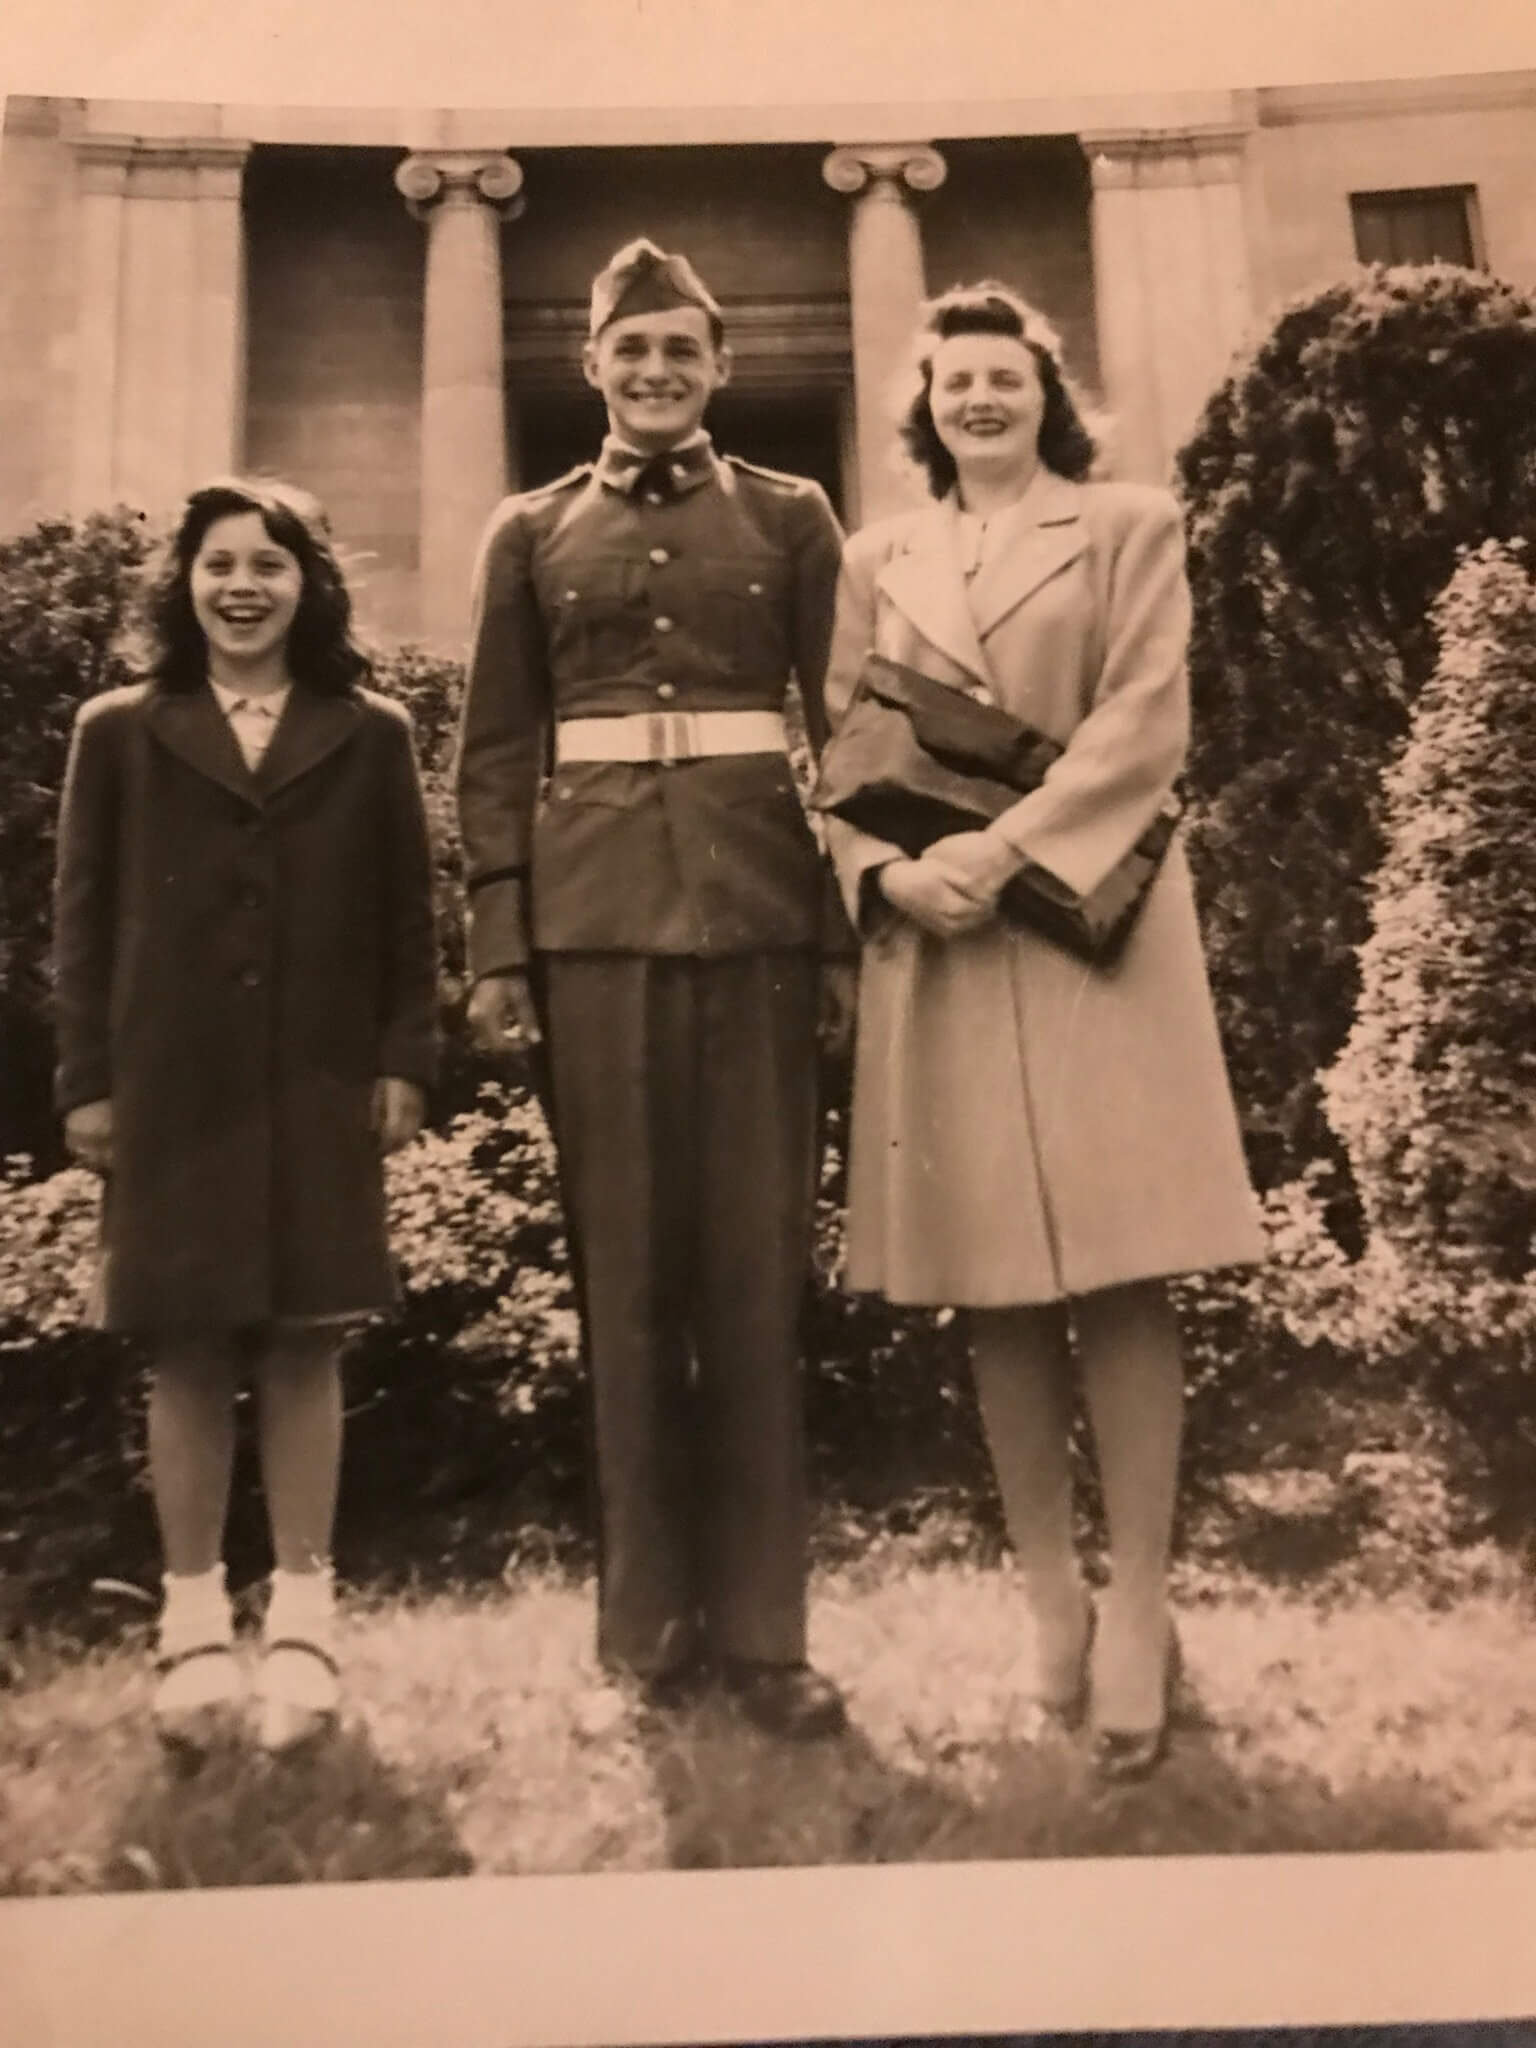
[878,827,1023,940]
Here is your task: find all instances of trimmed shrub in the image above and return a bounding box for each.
[1177,265,1536,1195]
[1326,539,1536,1271]
[1263,541,1536,1493]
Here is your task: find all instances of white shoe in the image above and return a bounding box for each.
[256,1567,341,1754]
[153,1567,243,1756]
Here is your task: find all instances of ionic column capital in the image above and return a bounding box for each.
[822,143,947,204]
[394,150,525,223]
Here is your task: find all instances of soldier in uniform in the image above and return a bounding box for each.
[456,239,854,1738]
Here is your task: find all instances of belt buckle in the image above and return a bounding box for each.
[649,709,699,763]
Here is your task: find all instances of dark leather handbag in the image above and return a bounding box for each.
[812,651,1182,964]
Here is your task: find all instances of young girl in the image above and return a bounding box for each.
[53,477,439,1757]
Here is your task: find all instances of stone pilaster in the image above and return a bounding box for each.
[823,142,946,525]
[1082,123,1254,482]
[395,149,522,647]
[68,135,250,516]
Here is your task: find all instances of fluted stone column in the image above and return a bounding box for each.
[1082,124,1254,482]
[823,143,946,526]
[395,150,523,647]
[69,135,250,516]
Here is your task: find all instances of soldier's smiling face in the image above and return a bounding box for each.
[582,307,732,452]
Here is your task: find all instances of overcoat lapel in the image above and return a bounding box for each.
[144,686,256,804]
[966,470,1086,642]
[875,503,990,684]
[255,688,364,798]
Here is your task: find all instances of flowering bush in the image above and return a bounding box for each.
[379,1082,579,1394]
[0,1158,100,1345]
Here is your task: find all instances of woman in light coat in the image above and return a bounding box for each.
[823,285,1263,1778]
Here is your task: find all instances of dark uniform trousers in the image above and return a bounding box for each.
[458,439,851,1677]
[544,952,818,1671]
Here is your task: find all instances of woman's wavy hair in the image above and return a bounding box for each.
[897,282,1100,497]
[136,476,370,694]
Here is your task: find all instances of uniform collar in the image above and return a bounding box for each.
[594,430,717,499]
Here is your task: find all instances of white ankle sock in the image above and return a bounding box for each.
[158,1565,233,1658]
[265,1564,336,1648]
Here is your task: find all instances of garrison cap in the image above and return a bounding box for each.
[588,238,723,338]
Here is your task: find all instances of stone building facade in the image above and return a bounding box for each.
[2,73,1533,644]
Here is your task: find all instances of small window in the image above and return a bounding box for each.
[1350,186,1480,268]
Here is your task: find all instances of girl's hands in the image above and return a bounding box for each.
[64,1098,113,1174]
[878,856,997,940]
[373,1077,426,1153]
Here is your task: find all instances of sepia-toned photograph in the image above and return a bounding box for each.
[2,0,1536,2039]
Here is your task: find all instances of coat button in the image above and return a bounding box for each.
[649,547,670,566]
[238,965,264,988]
[653,616,675,634]
[748,581,764,595]
[644,491,664,506]
[656,682,677,700]
[563,587,579,601]
[238,885,264,908]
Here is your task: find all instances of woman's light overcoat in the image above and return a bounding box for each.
[824,468,1265,1306]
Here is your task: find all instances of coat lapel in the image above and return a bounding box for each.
[875,504,991,684]
[255,687,363,798]
[966,469,1087,642]
[144,686,256,805]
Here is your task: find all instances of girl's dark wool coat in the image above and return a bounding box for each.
[53,681,440,1331]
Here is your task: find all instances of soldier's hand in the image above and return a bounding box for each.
[467,972,543,1055]
[373,1076,426,1153]
[64,1098,114,1175]
[818,961,858,1059]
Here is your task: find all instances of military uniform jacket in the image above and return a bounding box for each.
[456,439,851,975]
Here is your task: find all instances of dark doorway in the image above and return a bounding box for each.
[516,387,847,522]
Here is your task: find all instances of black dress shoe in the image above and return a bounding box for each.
[722,1661,847,1740]
[638,1659,714,1712]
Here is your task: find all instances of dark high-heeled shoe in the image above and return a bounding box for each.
[1092,1621,1182,1784]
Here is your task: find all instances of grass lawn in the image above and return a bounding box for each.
[5,1536,1536,1893]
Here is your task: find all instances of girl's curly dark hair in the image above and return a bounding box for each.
[897,282,1100,498]
[137,476,369,694]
